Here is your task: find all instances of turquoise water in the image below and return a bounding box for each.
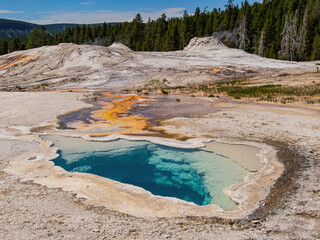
[44,136,250,210]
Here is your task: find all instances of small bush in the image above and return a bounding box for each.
[161,89,169,95]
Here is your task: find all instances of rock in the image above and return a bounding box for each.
[183,37,227,52]
[108,42,132,52]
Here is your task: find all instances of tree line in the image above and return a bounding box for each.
[1,0,320,61]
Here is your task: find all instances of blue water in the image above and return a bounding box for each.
[44,136,249,209]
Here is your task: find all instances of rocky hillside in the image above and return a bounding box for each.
[0,19,37,39]
[0,37,316,90]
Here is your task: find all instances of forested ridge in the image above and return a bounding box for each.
[1,0,320,61]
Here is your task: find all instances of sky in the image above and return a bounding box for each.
[0,0,257,25]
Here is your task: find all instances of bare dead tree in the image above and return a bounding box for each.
[238,15,250,51]
[289,10,299,61]
[281,15,290,59]
[281,11,298,61]
[258,30,264,57]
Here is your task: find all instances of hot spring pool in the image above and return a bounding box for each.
[43,135,258,210]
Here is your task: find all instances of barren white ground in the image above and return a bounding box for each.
[0,91,319,239]
[0,38,319,239]
[0,37,316,90]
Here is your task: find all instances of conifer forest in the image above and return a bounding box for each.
[1,0,320,61]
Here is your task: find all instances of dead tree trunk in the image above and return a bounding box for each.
[258,30,264,57]
[238,15,250,51]
[281,15,290,59]
[289,10,298,61]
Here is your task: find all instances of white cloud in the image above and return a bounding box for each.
[79,1,96,5]
[0,9,24,14]
[28,8,185,24]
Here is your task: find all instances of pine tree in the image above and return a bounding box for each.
[54,33,61,45]
[131,13,144,50]
[223,5,232,30]
[84,25,92,42]
[63,28,73,43]
[311,34,320,60]
[73,26,80,44]
[226,0,234,7]
[26,27,47,49]
[92,25,100,40]
[155,13,167,50]
[0,41,8,55]
[181,10,193,47]
[196,11,207,36]
[141,18,155,51]
[8,38,21,53]
[205,12,213,36]
[163,21,179,51]
[45,33,53,45]
[100,22,107,38]
[79,24,86,43]
[298,7,309,60]
[212,9,220,32]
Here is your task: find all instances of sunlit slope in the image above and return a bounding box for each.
[0,37,315,90]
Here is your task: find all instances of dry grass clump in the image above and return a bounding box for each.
[132,77,320,104]
[215,82,320,104]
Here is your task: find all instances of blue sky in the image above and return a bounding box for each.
[0,0,257,24]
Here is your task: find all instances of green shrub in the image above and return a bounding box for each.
[161,89,169,95]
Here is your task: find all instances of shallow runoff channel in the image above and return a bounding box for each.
[42,134,263,211]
